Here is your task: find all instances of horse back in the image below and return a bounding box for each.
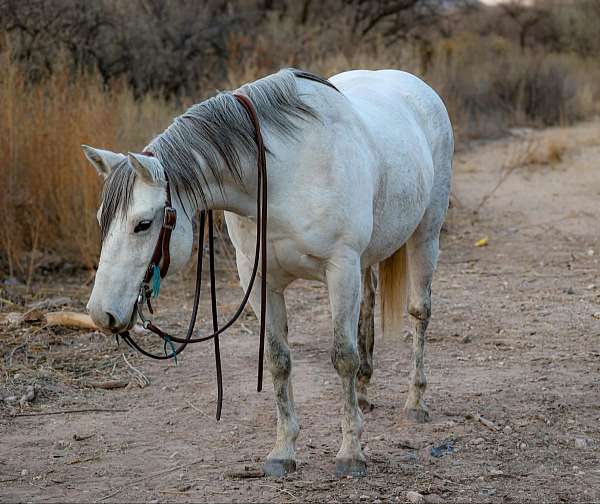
[327,69,454,265]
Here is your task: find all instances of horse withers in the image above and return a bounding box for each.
[83,68,453,478]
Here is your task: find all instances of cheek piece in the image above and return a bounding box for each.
[118,94,268,421]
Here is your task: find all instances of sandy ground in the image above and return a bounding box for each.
[1,121,600,503]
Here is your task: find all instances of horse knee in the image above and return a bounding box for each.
[267,339,291,380]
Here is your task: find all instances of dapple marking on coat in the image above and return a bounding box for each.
[83,68,453,478]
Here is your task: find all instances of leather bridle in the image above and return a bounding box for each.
[118,94,267,421]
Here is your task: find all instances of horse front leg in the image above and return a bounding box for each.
[263,291,299,476]
[236,253,298,477]
[357,266,377,413]
[326,252,366,477]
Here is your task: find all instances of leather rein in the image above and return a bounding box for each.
[118,94,267,421]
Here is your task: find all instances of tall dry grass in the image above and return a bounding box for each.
[0,53,177,281]
[0,21,415,282]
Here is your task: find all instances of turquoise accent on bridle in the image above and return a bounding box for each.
[151,263,161,298]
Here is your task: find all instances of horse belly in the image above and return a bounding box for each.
[361,155,433,268]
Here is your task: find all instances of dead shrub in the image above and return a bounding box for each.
[523,136,567,166]
[427,34,596,140]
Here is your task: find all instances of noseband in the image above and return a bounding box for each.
[118,94,267,421]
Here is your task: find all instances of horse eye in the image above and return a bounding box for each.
[134,220,152,233]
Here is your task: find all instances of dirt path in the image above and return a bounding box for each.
[1,122,599,503]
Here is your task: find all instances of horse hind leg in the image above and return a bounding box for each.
[403,141,451,424]
[403,231,440,424]
[357,266,376,413]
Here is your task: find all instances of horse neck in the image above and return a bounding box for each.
[184,117,299,218]
[187,146,262,218]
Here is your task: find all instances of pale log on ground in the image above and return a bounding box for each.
[44,311,98,330]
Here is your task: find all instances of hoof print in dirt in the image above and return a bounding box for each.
[335,458,367,478]
[263,458,297,477]
[404,407,430,424]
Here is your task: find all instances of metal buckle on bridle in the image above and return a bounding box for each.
[136,284,153,329]
[163,206,177,230]
[135,281,176,362]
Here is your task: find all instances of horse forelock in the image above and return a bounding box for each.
[100,158,135,241]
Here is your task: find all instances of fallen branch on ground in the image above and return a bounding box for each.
[3,309,148,335]
[11,408,128,417]
[85,380,129,390]
[475,413,500,431]
[225,468,265,480]
[465,412,500,431]
[45,311,98,329]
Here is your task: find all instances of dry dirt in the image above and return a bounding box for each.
[1,121,600,503]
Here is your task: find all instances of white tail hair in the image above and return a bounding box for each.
[379,245,408,338]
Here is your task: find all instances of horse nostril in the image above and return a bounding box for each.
[106,312,117,329]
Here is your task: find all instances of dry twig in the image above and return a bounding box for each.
[12,408,128,417]
[465,412,500,431]
[85,380,129,390]
[97,459,208,502]
[184,399,208,417]
[7,339,29,368]
[259,484,298,501]
[122,353,150,387]
[474,135,537,213]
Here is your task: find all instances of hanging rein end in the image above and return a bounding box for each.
[257,366,263,393]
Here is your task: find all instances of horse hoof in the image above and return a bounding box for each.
[335,458,367,478]
[404,407,430,424]
[264,458,296,477]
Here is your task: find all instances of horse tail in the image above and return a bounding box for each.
[379,244,408,339]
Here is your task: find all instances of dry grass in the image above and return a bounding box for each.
[2,24,600,278]
[0,54,177,280]
[524,136,568,166]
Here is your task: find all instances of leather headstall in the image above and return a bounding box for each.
[118,94,268,421]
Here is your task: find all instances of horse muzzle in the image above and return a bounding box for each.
[87,299,137,334]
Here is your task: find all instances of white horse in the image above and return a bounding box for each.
[83,68,453,478]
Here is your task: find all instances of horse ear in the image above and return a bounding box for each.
[128,152,163,185]
[82,145,125,178]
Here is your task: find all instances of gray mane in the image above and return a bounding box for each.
[100,68,337,240]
